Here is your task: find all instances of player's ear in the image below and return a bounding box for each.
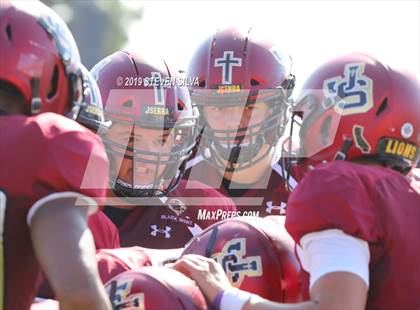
[0,81,29,115]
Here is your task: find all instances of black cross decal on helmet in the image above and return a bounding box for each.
[214,51,242,85]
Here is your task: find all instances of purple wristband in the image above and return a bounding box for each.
[212,290,224,310]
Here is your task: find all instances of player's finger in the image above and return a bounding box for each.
[169,260,193,277]
[188,254,214,262]
[185,254,222,272]
[181,254,214,265]
[171,256,202,277]
[178,255,204,267]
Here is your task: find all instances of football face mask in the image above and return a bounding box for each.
[197,90,289,172]
[93,51,198,199]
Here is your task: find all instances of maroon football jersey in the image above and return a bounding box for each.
[106,180,237,248]
[0,113,109,310]
[285,161,420,309]
[184,154,300,216]
[89,210,120,249]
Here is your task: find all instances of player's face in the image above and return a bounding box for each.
[202,101,272,172]
[107,123,174,186]
[202,101,270,145]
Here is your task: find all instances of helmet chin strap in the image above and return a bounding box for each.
[205,226,219,258]
[334,138,353,161]
[30,78,41,114]
[212,134,265,164]
[112,177,166,199]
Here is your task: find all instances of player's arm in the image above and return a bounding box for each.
[245,272,367,310]
[29,195,111,310]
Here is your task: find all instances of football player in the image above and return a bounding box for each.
[172,54,420,309]
[183,27,298,216]
[91,51,237,249]
[0,1,111,309]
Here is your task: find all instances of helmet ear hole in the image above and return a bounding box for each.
[5,24,12,42]
[122,99,133,108]
[250,78,260,86]
[47,65,59,100]
[198,80,206,88]
[376,98,388,116]
[177,99,185,111]
[0,80,28,114]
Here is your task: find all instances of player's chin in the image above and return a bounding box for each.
[215,157,242,172]
[138,170,163,183]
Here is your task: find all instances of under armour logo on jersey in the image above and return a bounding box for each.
[212,238,262,287]
[151,72,165,106]
[322,62,373,116]
[150,225,171,238]
[265,201,287,215]
[214,51,242,85]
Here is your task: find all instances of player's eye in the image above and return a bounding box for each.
[129,134,144,144]
[210,106,223,112]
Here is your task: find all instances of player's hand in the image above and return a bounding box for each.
[169,254,232,303]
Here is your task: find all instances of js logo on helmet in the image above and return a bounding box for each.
[107,279,145,310]
[150,225,172,238]
[323,63,374,116]
[212,238,262,287]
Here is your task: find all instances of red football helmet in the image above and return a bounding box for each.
[91,51,198,198]
[182,216,303,302]
[290,53,419,173]
[105,267,208,310]
[0,0,84,115]
[188,27,295,171]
